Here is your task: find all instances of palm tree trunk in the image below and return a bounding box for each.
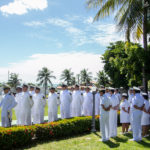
[142,0,148,93]
[45,80,47,98]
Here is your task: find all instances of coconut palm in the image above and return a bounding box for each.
[60,69,74,86]
[96,71,109,87]
[80,69,92,85]
[37,67,56,96]
[87,0,143,41]
[8,73,21,89]
[87,0,149,91]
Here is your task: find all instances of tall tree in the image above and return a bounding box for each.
[80,69,92,85]
[37,67,56,96]
[71,77,76,85]
[60,69,74,86]
[102,41,150,88]
[8,73,21,89]
[96,71,109,87]
[87,0,150,91]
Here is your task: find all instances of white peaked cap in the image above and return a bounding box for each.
[133,86,140,91]
[142,93,148,96]
[122,93,128,97]
[109,87,115,90]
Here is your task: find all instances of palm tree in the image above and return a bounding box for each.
[96,71,109,87]
[71,77,76,85]
[60,69,74,86]
[87,0,143,41]
[76,74,80,85]
[8,73,21,89]
[80,69,92,85]
[87,0,149,92]
[37,67,56,97]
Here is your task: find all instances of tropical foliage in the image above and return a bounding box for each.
[96,71,109,87]
[60,69,74,86]
[7,73,21,89]
[80,69,92,85]
[37,67,56,96]
[102,41,150,88]
[87,0,145,41]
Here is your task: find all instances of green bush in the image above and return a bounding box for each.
[0,116,100,149]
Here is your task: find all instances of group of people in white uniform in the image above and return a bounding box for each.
[0,84,150,142]
[100,87,150,142]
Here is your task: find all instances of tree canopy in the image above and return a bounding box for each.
[102,41,150,88]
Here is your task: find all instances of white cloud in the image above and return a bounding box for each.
[47,18,71,27]
[0,52,104,84]
[84,17,93,24]
[92,24,125,46]
[24,17,125,47]
[24,21,45,27]
[0,0,48,15]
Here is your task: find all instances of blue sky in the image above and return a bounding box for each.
[0,0,124,83]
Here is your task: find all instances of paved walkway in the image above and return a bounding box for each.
[0,114,61,126]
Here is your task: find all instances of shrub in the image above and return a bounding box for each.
[0,113,120,149]
[0,116,99,149]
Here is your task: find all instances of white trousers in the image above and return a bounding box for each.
[48,111,57,122]
[60,105,70,119]
[132,111,142,141]
[109,109,117,137]
[100,113,109,140]
[20,111,31,126]
[1,110,12,127]
[71,106,81,117]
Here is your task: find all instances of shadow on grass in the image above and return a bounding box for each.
[136,140,150,148]
[113,136,128,143]
[93,132,101,138]
[15,132,91,150]
[123,132,133,139]
[103,140,120,148]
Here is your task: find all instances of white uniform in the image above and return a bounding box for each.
[32,93,45,124]
[15,92,22,125]
[105,92,111,98]
[48,92,59,122]
[109,94,119,137]
[81,90,85,115]
[40,94,46,123]
[60,90,72,119]
[0,93,17,127]
[100,94,111,141]
[83,92,93,116]
[95,92,100,115]
[71,90,83,117]
[20,92,34,126]
[131,93,144,141]
[128,94,134,129]
[141,100,150,126]
[115,93,121,101]
[120,100,130,123]
[29,91,35,120]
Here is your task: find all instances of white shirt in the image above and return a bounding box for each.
[100,94,111,115]
[132,93,144,112]
[110,94,119,108]
[0,92,17,112]
[120,99,130,112]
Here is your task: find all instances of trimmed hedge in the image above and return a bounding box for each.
[0,116,100,149]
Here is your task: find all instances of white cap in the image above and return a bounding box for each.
[133,86,140,91]
[142,93,148,96]
[122,93,128,97]
[109,87,115,90]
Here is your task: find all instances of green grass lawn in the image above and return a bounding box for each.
[24,127,150,150]
[0,104,60,121]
